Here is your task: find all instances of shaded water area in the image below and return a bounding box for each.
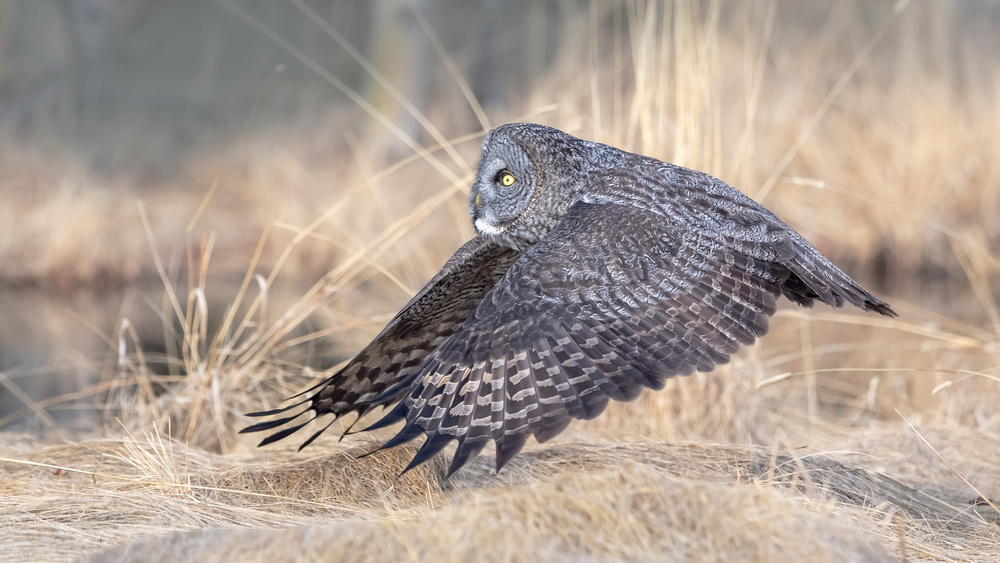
[0,287,124,433]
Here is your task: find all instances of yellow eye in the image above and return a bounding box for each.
[499,171,516,186]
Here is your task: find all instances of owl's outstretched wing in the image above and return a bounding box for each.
[367,197,895,476]
[365,201,801,476]
[240,235,521,447]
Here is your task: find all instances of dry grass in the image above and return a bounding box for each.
[2,1,999,561]
[2,429,997,562]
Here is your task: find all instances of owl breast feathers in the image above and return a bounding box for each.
[242,123,896,476]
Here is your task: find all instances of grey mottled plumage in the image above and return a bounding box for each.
[242,123,896,475]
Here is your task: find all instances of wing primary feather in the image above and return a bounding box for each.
[361,400,409,432]
[551,326,624,404]
[635,308,721,373]
[340,405,373,439]
[532,414,572,444]
[571,320,648,397]
[368,372,421,405]
[243,396,313,417]
[283,374,336,401]
[783,233,897,317]
[299,417,340,451]
[523,340,571,444]
[696,279,764,346]
[377,421,425,451]
[447,361,488,441]
[400,433,454,476]
[497,322,540,437]
[257,419,314,447]
[538,335,587,418]
[494,434,528,473]
[490,349,508,438]
[446,439,488,477]
[240,410,310,433]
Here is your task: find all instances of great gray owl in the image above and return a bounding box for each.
[243,123,896,476]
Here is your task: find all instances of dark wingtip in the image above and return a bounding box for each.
[865,299,898,318]
[493,435,528,473]
[379,422,426,451]
[399,433,453,477]
[239,411,309,434]
[244,397,311,418]
[531,415,573,444]
[354,423,425,463]
[359,401,409,433]
[284,373,336,401]
[298,417,338,451]
[257,420,312,447]
[368,374,419,406]
[446,439,488,478]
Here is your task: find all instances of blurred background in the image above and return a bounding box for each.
[0,0,997,451]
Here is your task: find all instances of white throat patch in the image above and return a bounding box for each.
[474,218,504,235]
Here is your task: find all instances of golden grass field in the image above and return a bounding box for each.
[1,1,999,561]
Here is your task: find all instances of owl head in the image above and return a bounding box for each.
[469,123,594,249]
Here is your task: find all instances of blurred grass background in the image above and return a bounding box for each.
[0,1,998,560]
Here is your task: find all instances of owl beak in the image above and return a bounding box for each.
[475,193,483,207]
